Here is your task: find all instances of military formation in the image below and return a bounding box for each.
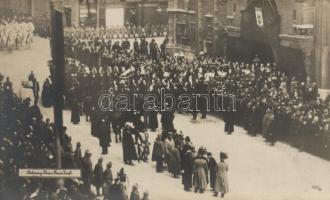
[67,23,168,40]
[0,15,35,52]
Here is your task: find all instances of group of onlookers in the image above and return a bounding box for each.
[0,73,149,200]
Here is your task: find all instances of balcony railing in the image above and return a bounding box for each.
[293,24,314,36]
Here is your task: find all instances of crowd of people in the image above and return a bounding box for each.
[3,19,330,199]
[61,31,330,160]
[0,73,149,200]
[62,30,330,156]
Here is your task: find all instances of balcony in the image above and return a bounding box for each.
[223,25,240,37]
[279,33,314,50]
[292,24,314,36]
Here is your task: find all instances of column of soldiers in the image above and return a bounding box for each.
[0,15,35,52]
[69,23,169,40]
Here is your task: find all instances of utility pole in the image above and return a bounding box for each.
[141,0,145,27]
[49,0,65,169]
[96,0,100,28]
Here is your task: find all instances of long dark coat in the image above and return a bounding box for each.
[71,99,80,124]
[98,118,111,148]
[169,147,181,175]
[62,151,77,169]
[182,151,194,189]
[74,148,82,168]
[109,183,127,200]
[148,111,158,130]
[93,162,104,188]
[90,108,100,137]
[122,128,138,162]
[152,140,165,161]
[161,111,175,132]
[223,111,235,133]
[208,157,217,189]
[41,80,52,107]
[81,156,93,188]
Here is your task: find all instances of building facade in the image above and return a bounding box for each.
[78,0,168,28]
[0,0,168,28]
[167,0,330,89]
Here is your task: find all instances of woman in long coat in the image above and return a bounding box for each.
[41,78,52,107]
[122,125,138,165]
[214,153,229,198]
[193,155,208,193]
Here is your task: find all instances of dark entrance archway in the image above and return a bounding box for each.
[227,37,274,63]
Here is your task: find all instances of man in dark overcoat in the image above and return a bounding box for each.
[93,157,104,196]
[152,135,165,172]
[207,152,217,191]
[182,149,194,191]
[81,150,93,194]
[98,117,111,155]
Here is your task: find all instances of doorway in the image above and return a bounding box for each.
[227,37,274,63]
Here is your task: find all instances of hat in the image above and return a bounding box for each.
[85,149,91,155]
[143,191,149,196]
[185,136,190,142]
[125,122,133,128]
[220,152,228,159]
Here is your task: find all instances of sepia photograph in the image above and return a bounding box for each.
[0,0,330,199]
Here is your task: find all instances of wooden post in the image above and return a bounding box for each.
[50,0,65,169]
[96,0,100,28]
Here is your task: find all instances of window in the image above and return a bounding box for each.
[176,23,188,45]
[293,9,297,20]
[233,3,236,13]
[178,0,185,9]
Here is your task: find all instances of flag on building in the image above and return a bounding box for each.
[255,7,263,28]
